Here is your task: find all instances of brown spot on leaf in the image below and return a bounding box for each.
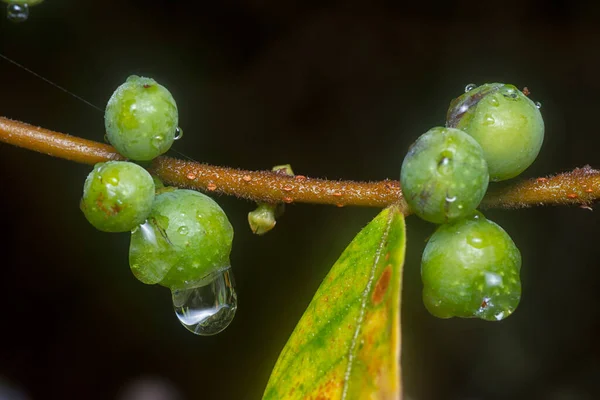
[372,265,392,305]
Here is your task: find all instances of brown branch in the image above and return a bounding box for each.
[1,116,598,213]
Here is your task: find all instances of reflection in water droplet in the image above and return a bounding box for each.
[129,219,175,285]
[445,195,457,203]
[7,3,29,22]
[464,83,477,93]
[490,97,500,107]
[174,127,184,140]
[172,268,237,335]
[535,101,542,109]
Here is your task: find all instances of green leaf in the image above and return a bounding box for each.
[263,206,406,400]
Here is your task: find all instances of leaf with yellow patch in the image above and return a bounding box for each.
[263,206,406,400]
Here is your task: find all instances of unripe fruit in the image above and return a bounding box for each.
[129,189,234,289]
[80,161,155,232]
[421,212,521,321]
[105,75,178,161]
[400,127,489,224]
[447,83,544,181]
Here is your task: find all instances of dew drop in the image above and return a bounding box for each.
[483,114,495,126]
[7,3,29,22]
[464,83,477,93]
[467,234,485,248]
[177,226,189,236]
[437,156,453,175]
[174,127,184,140]
[445,195,457,203]
[489,97,500,107]
[535,101,542,109]
[172,268,237,336]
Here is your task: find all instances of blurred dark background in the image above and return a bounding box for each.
[1,0,599,399]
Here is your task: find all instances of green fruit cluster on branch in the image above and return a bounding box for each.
[401,83,544,321]
[80,76,234,294]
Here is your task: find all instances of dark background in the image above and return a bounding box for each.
[1,1,599,399]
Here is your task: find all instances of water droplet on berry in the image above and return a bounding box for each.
[467,234,485,248]
[172,267,237,335]
[445,195,457,203]
[437,155,453,175]
[177,226,189,235]
[489,97,500,107]
[535,101,542,109]
[7,3,29,22]
[174,127,184,140]
[464,83,477,93]
[483,114,495,125]
[494,311,505,320]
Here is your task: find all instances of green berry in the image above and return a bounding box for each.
[447,83,544,181]
[80,161,155,232]
[105,75,178,161]
[129,189,234,289]
[400,127,489,224]
[421,212,521,321]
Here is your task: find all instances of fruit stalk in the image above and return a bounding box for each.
[0,116,598,211]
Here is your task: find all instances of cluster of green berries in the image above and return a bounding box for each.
[400,83,544,321]
[80,76,234,292]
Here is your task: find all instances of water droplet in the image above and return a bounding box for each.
[535,101,542,109]
[464,83,477,93]
[494,311,505,320]
[172,268,237,336]
[484,272,503,287]
[467,234,485,248]
[437,156,453,175]
[445,195,457,203]
[7,3,29,22]
[177,226,189,236]
[151,135,164,149]
[174,127,184,140]
[489,97,500,107]
[483,114,495,125]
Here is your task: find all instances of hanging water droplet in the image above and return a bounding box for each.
[172,267,237,335]
[464,83,477,93]
[535,101,542,109]
[174,127,184,140]
[7,3,29,22]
